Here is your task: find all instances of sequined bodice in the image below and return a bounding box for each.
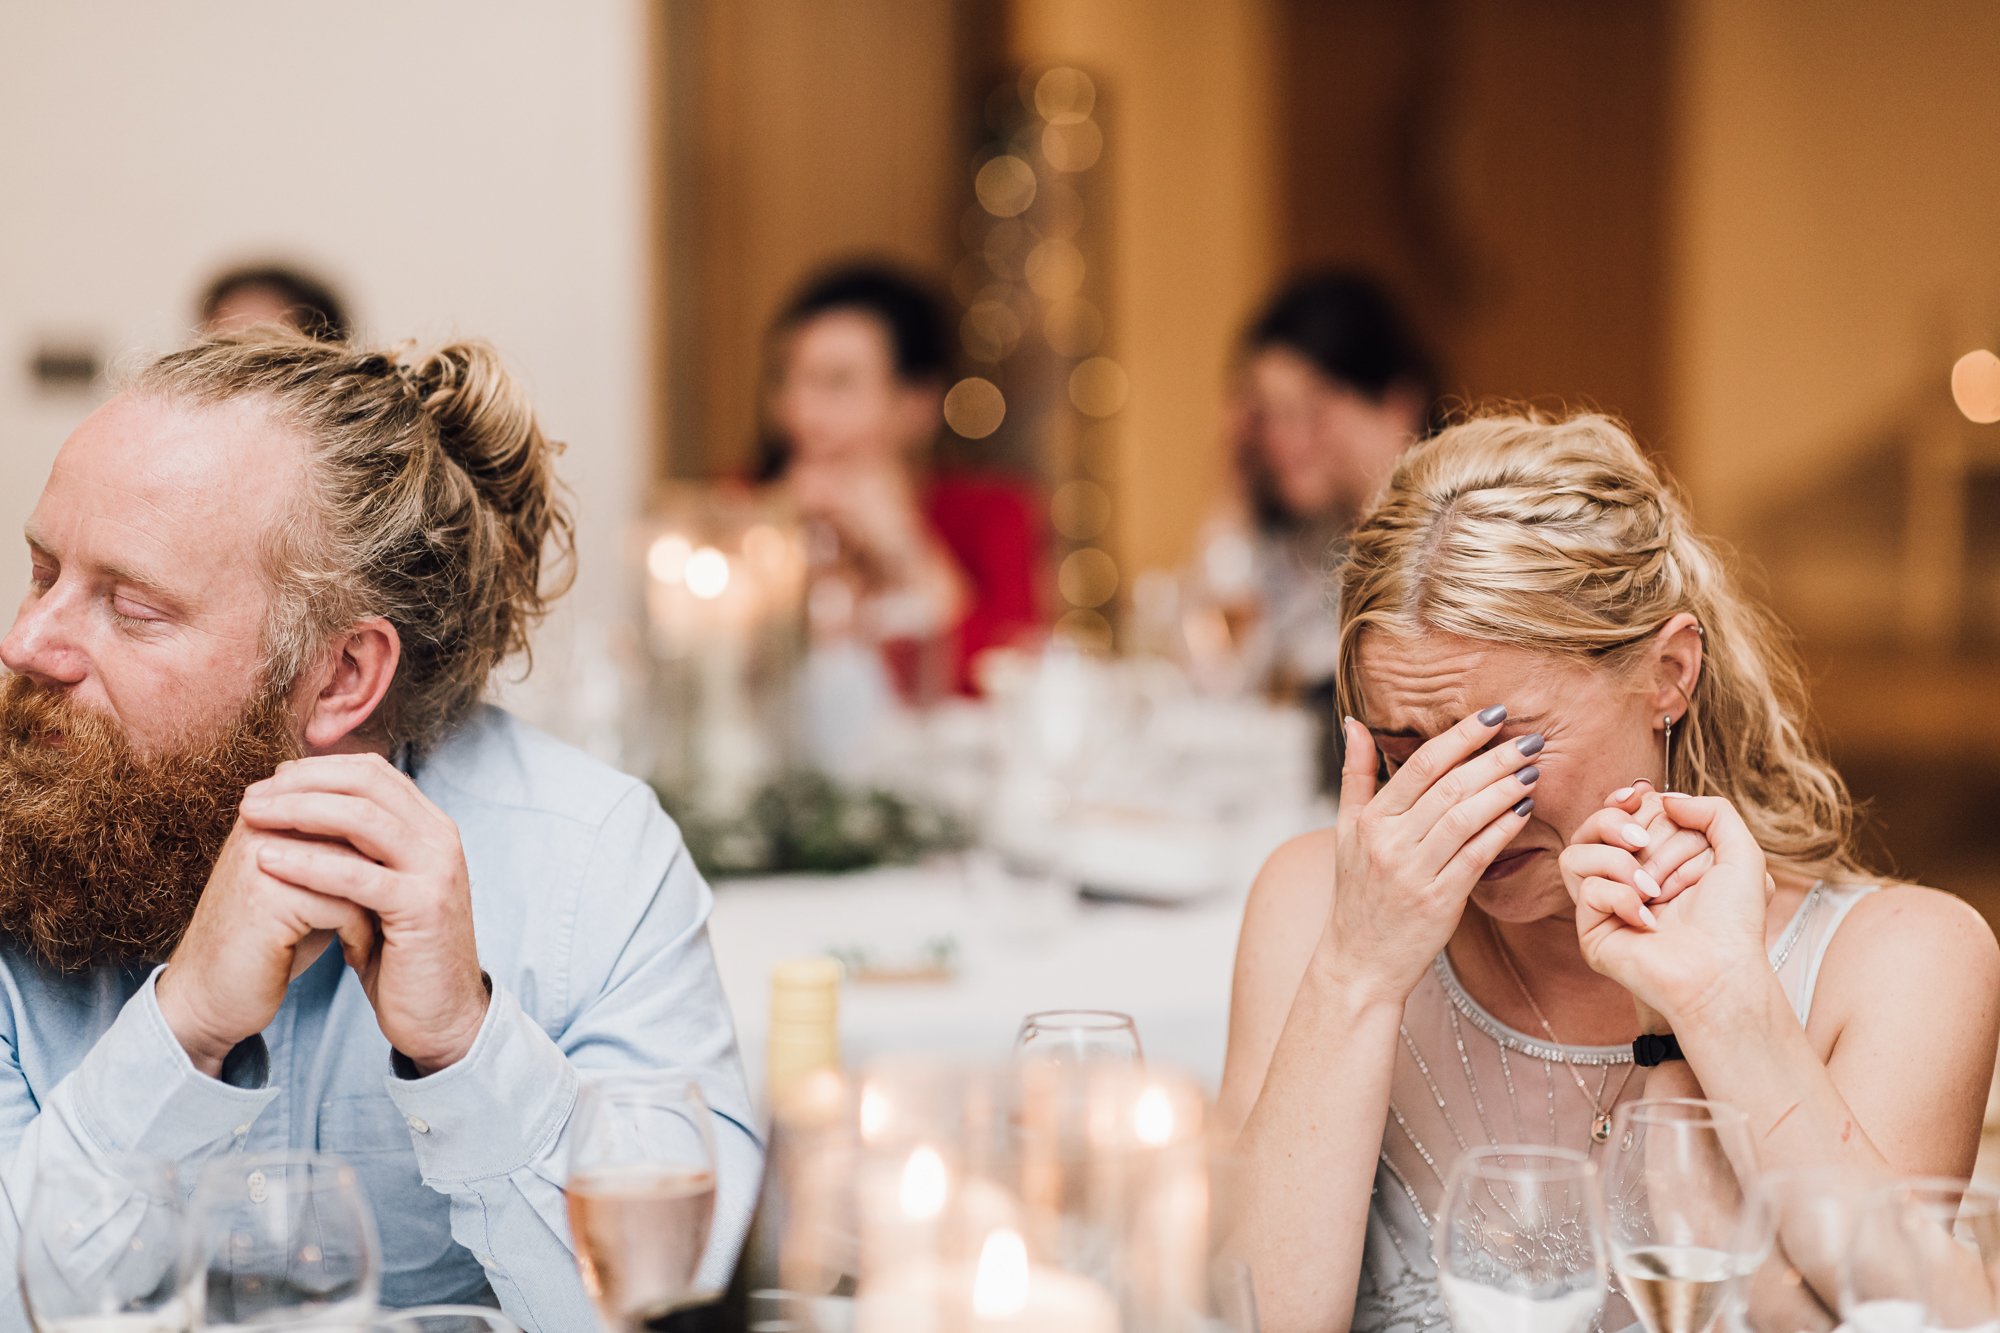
[1354,884,1871,1333]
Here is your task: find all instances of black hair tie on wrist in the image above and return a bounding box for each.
[1632,1032,1684,1067]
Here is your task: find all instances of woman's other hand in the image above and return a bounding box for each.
[1561,793,1775,1028]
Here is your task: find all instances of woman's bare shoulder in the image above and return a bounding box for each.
[1246,827,1340,918]
[1820,882,2000,1009]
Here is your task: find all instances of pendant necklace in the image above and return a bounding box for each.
[1486,917,1637,1144]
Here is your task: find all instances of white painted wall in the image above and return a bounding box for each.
[0,1,653,724]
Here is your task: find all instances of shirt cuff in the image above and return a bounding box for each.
[382,981,578,1185]
[70,967,280,1159]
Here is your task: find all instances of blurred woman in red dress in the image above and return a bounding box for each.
[762,263,1041,701]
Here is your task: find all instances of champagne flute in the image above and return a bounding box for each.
[1433,1145,1608,1333]
[1844,1179,2000,1333]
[190,1151,380,1328]
[1013,1011,1143,1065]
[566,1071,720,1331]
[1602,1099,1770,1333]
[19,1155,193,1331]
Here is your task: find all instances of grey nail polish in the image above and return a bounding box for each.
[1477,705,1508,726]
[1515,733,1545,757]
[1517,765,1540,786]
[1512,796,1535,817]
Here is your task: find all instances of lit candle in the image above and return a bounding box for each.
[855,1228,1118,1333]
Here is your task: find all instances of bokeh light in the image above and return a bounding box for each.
[647,532,692,584]
[1042,120,1104,173]
[1050,480,1113,541]
[974,155,1038,218]
[943,377,1007,439]
[685,547,731,600]
[1034,67,1097,125]
[950,256,988,306]
[1055,609,1114,652]
[1043,297,1103,358]
[1069,357,1130,417]
[1033,179,1085,240]
[961,300,1025,363]
[1058,547,1120,608]
[1025,238,1087,300]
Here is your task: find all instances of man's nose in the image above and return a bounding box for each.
[0,592,87,687]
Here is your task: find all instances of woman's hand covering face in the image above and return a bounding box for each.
[1323,706,1540,1007]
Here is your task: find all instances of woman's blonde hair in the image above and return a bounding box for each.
[136,330,576,756]
[1336,410,1867,880]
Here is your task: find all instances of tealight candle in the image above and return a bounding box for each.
[854,1229,1119,1333]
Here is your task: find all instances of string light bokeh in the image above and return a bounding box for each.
[948,64,1121,653]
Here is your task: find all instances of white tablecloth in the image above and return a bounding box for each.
[706,862,1259,1103]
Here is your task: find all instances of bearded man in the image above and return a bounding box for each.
[0,334,758,1329]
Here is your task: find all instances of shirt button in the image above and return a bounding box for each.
[232,1124,250,1137]
[407,1115,431,1134]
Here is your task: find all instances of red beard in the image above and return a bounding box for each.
[0,675,300,973]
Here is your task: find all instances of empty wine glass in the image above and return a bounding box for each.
[1844,1179,2000,1333]
[566,1071,720,1331]
[1741,1166,1875,1333]
[20,1154,193,1331]
[1013,1011,1143,1065]
[1433,1145,1608,1333]
[190,1151,379,1327]
[1602,1099,1771,1333]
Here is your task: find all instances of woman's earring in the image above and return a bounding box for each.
[1662,714,1676,787]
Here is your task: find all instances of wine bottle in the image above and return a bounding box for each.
[643,960,848,1332]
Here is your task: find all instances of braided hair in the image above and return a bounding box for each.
[1334,410,1863,879]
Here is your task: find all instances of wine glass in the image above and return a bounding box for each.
[1844,1179,2000,1333]
[190,1151,379,1327]
[19,1154,194,1331]
[286,1311,524,1333]
[1601,1099,1771,1333]
[1740,1166,1875,1333]
[1433,1145,1608,1333]
[1013,1011,1143,1065]
[566,1071,721,1331]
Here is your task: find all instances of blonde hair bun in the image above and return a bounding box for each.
[138,330,577,755]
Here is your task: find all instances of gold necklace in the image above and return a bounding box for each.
[1484,917,1638,1144]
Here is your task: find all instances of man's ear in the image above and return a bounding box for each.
[300,617,401,755]
[1647,611,1704,724]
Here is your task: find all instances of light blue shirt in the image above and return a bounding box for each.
[0,707,761,1331]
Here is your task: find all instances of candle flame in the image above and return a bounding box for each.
[858,1083,890,1143]
[647,533,692,584]
[685,547,731,600]
[1134,1085,1175,1146]
[898,1145,948,1220]
[972,1228,1030,1320]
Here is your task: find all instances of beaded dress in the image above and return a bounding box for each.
[1354,883,1874,1333]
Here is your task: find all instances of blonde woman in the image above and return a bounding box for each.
[1218,413,2000,1333]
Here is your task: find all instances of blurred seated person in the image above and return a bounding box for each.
[1192,272,1437,698]
[763,263,1039,701]
[199,262,351,341]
